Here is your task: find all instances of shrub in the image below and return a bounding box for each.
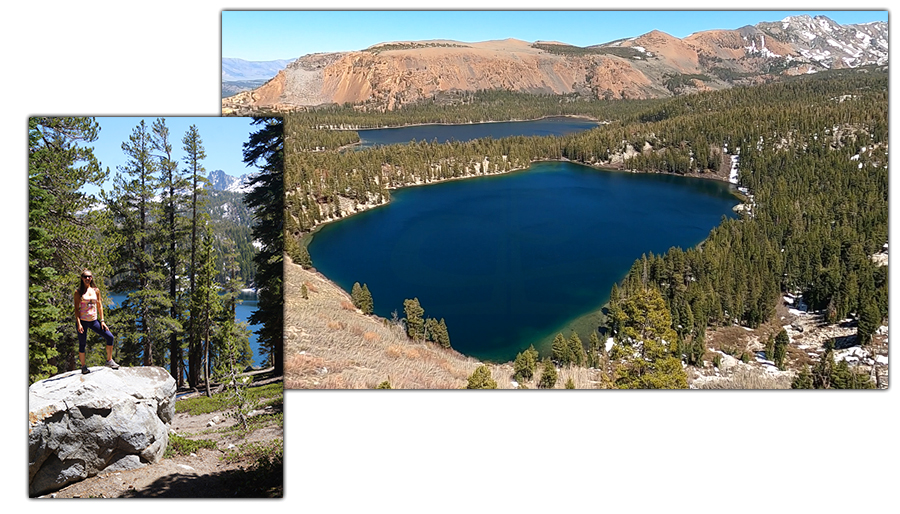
[165,434,218,458]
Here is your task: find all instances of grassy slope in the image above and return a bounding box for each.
[284,255,603,389]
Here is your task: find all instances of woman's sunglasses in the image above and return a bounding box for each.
[82,275,93,279]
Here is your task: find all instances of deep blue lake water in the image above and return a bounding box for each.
[107,293,263,369]
[308,161,739,362]
[355,117,600,148]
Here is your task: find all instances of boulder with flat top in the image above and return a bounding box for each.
[28,366,176,496]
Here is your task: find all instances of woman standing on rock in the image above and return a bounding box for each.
[74,269,119,374]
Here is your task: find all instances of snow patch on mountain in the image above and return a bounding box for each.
[207,169,257,194]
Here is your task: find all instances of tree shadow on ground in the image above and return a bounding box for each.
[119,465,283,498]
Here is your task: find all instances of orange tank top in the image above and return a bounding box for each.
[78,288,98,321]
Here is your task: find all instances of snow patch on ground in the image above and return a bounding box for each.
[728,155,739,184]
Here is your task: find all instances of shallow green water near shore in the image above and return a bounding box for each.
[308,161,738,362]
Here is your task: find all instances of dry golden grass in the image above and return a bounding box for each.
[284,255,613,390]
[285,256,492,389]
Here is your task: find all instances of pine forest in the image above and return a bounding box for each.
[284,67,888,389]
[28,117,285,387]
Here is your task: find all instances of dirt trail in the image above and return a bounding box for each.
[36,378,283,498]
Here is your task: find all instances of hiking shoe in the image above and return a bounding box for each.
[106,359,120,370]
[81,365,90,375]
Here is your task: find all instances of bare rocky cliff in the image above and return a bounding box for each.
[222,16,887,113]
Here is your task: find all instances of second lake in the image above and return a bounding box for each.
[308,161,740,362]
[354,116,600,148]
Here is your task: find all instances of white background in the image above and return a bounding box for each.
[8,1,896,512]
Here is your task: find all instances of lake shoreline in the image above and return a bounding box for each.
[298,158,743,364]
[327,114,602,132]
[299,156,744,248]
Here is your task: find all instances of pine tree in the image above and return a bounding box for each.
[196,224,218,396]
[588,332,602,368]
[568,332,586,367]
[360,284,374,315]
[27,117,107,381]
[513,345,538,382]
[791,366,814,389]
[466,365,497,389]
[183,123,209,386]
[151,118,190,386]
[103,119,167,367]
[538,358,558,389]
[211,238,254,379]
[243,118,284,375]
[773,329,789,369]
[611,287,687,389]
[856,299,880,346]
[551,333,571,365]
[351,282,363,309]
[403,298,425,341]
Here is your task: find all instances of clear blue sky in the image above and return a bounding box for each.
[83,116,258,196]
[222,10,888,61]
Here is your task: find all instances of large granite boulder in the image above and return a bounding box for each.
[29,366,176,496]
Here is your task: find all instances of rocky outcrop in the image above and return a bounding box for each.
[29,366,176,497]
[222,15,887,114]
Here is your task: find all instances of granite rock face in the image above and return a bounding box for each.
[28,366,176,496]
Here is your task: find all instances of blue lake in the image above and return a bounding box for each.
[107,293,263,369]
[308,161,739,362]
[355,117,600,149]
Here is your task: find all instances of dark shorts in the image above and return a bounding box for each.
[78,319,114,353]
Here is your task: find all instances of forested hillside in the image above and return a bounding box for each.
[284,67,887,388]
[28,117,283,387]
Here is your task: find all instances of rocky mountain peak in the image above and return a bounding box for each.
[207,169,256,194]
[222,14,887,114]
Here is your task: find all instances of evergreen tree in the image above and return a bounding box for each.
[403,298,425,341]
[791,366,814,389]
[829,360,874,389]
[210,239,254,378]
[773,329,789,369]
[513,345,539,382]
[196,224,218,396]
[567,332,587,367]
[292,242,313,269]
[466,365,498,389]
[610,287,687,389]
[551,333,571,365]
[103,119,168,366]
[812,340,835,389]
[243,118,284,375]
[538,358,558,389]
[183,123,209,386]
[28,117,107,382]
[351,282,363,309]
[856,300,880,346]
[588,332,602,368]
[151,118,190,385]
[764,334,775,362]
[360,284,374,315]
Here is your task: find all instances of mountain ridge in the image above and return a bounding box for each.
[222,15,887,113]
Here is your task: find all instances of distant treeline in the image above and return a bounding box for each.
[285,89,668,129]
